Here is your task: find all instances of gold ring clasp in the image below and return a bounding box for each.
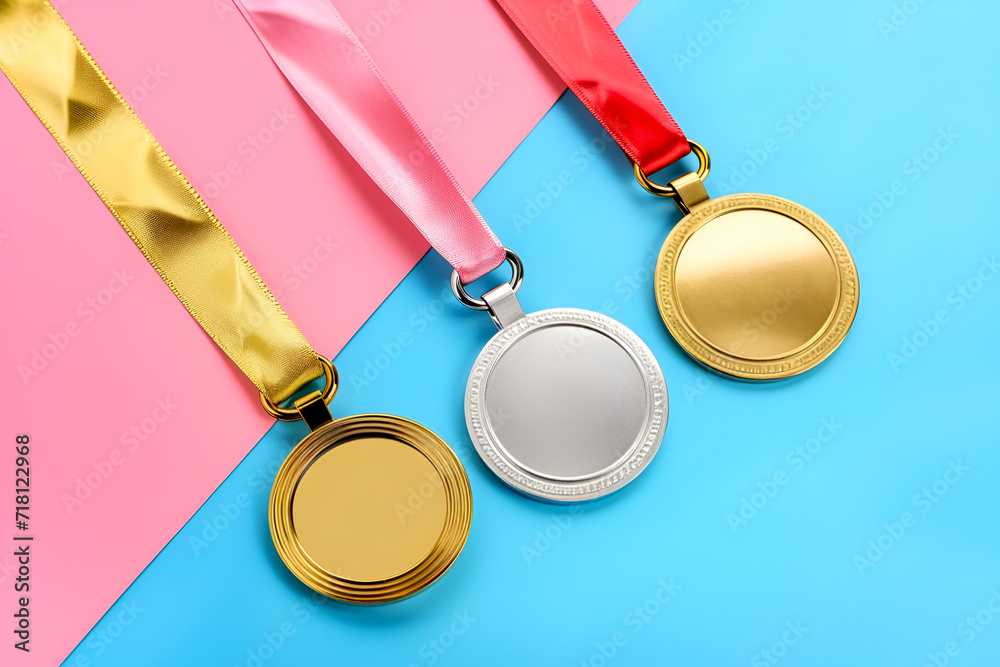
[260,355,339,421]
[633,140,711,198]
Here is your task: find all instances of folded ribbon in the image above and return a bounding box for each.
[235,0,506,283]
[0,0,322,403]
[495,0,689,174]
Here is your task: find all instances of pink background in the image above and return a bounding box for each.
[0,0,636,663]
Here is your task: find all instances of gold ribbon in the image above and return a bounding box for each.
[0,0,321,404]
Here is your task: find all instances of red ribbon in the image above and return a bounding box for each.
[495,0,689,174]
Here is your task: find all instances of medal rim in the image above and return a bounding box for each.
[269,414,472,604]
[465,307,668,503]
[655,193,859,380]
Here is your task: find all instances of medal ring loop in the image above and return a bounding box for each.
[633,140,710,198]
[260,355,339,420]
[450,248,523,311]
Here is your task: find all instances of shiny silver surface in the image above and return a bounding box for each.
[482,283,526,330]
[465,308,667,502]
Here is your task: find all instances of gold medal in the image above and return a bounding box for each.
[263,360,472,603]
[0,0,471,604]
[636,142,859,380]
[488,1,859,380]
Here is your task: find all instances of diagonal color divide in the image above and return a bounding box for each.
[0,0,637,663]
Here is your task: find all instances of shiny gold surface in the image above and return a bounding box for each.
[271,415,472,604]
[261,356,338,421]
[656,194,858,379]
[0,1,473,605]
[0,0,321,403]
[293,437,447,582]
[675,209,840,359]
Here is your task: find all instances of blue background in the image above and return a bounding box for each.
[66,1,1000,665]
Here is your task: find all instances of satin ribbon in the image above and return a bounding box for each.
[0,0,322,404]
[495,0,689,174]
[234,0,506,284]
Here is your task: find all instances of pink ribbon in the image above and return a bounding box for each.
[234,0,506,283]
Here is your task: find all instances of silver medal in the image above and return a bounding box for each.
[452,250,667,503]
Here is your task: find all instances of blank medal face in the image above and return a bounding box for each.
[291,437,447,582]
[486,325,648,478]
[270,416,472,604]
[657,194,859,379]
[466,309,667,502]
